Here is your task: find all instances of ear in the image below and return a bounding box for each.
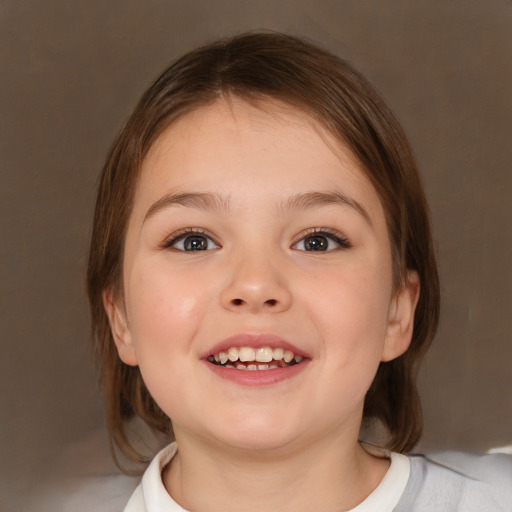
[381,271,420,362]
[102,290,138,366]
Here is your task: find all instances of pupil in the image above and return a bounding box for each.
[305,235,328,251]
[184,235,207,251]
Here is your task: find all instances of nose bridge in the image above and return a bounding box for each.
[220,241,292,313]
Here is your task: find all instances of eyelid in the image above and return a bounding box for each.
[161,227,220,250]
[291,227,352,250]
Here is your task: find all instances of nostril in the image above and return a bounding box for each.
[265,299,277,306]
[231,298,244,306]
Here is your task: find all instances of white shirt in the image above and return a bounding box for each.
[124,442,410,512]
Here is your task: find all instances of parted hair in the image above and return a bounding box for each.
[87,32,440,465]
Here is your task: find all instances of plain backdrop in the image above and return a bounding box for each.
[1,1,511,510]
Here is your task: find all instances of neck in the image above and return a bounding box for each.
[163,426,390,512]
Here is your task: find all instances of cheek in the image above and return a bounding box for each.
[311,257,391,318]
[124,259,214,361]
[313,270,392,409]
[122,260,218,420]
[303,256,393,362]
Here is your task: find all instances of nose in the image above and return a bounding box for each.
[219,251,293,314]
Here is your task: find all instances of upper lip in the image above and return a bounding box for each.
[202,333,310,359]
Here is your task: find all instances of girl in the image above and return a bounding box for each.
[87,32,512,511]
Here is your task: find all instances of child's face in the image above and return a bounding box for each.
[106,98,417,453]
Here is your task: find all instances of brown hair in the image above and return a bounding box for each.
[87,31,440,464]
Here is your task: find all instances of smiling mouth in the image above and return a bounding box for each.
[207,346,304,371]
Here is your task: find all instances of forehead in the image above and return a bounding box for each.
[134,98,384,223]
[144,97,356,167]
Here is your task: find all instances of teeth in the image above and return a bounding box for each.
[273,347,284,360]
[209,345,305,369]
[255,347,273,363]
[283,350,294,363]
[239,347,256,362]
[227,347,239,362]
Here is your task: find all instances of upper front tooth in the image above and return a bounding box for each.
[255,347,273,363]
[239,347,256,362]
[227,347,239,362]
[283,350,294,363]
[272,347,284,360]
[216,346,301,364]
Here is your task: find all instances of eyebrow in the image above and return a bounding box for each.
[144,191,231,222]
[144,190,371,225]
[283,191,372,225]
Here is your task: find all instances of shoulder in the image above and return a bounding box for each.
[395,451,512,511]
[426,450,512,486]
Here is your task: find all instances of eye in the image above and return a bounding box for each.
[292,229,351,252]
[164,229,219,252]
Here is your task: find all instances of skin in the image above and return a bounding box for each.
[105,98,419,511]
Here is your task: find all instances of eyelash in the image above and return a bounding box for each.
[292,228,352,252]
[161,227,351,252]
[161,228,220,251]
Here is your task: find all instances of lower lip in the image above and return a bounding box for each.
[204,360,309,386]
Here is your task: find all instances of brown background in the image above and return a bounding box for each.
[1,1,511,510]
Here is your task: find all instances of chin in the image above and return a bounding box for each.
[218,433,298,454]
